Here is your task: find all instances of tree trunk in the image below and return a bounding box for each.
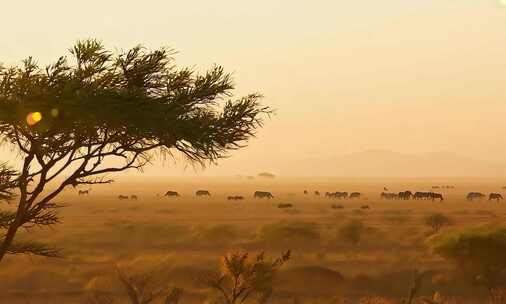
[0,216,22,262]
[0,153,33,263]
[0,195,27,262]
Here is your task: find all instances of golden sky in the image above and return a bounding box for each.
[1,1,506,176]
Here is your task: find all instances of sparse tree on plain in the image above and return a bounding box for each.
[424,213,453,234]
[0,39,270,262]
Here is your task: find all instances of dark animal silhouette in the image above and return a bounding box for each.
[78,190,91,196]
[489,193,503,202]
[326,192,348,199]
[349,192,361,199]
[413,192,431,200]
[361,205,370,209]
[381,192,398,200]
[304,190,308,195]
[429,192,444,201]
[118,195,129,200]
[314,191,320,196]
[196,190,211,197]
[228,195,244,201]
[130,195,138,200]
[467,192,486,201]
[165,191,180,197]
[398,191,413,200]
[278,203,293,208]
[254,191,274,199]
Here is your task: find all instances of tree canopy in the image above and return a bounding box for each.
[0,39,270,261]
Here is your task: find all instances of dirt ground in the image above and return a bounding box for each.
[1,176,505,303]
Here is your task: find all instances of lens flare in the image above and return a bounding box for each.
[26,112,43,126]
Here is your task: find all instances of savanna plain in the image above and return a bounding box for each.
[2,177,505,304]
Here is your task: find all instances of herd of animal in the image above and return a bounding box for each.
[77,187,505,203]
[467,192,504,202]
[380,191,444,201]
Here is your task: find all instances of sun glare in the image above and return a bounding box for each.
[26,112,42,126]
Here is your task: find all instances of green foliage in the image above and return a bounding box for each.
[0,39,270,261]
[430,227,506,290]
[0,39,269,163]
[0,163,16,201]
[258,221,321,248]
[424,213,453,234]
[338,219,367,246]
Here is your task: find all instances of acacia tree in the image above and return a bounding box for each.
[0,39,270,262]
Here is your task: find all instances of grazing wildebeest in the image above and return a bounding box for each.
[130,195,138,200]
[429,192,444,201]
[118,195,129,200]
[254,191,274,199]
[314,191,321,196]
[278,203,293,208]
[349,192,361,199]
[489,193,503,202]
[467,192,486,201]
[228,195,244,201]
[196,190,211,197]
[381,192,398,200]
[361,205,370,209]
[165,191,180,197]
[398,191,413,200]
[326,192,348,199]
[331,204,344,209]
[78,190,91,196]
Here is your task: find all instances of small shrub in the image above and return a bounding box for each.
[200,250,290,304]
[338,219,367,246]
[424,213,453,234]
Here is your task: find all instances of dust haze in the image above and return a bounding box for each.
[2,1,506,304]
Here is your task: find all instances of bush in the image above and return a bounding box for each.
[258,221,321,248]
[424,213,453,234]
[201,250,290,304]
[338,219,367,246]
[429,227,506,293]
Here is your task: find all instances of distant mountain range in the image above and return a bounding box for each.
[277,150,506,177]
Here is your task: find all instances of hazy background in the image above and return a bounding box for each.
[1,0,506,177]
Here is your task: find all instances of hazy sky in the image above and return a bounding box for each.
[1,1,506,176]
